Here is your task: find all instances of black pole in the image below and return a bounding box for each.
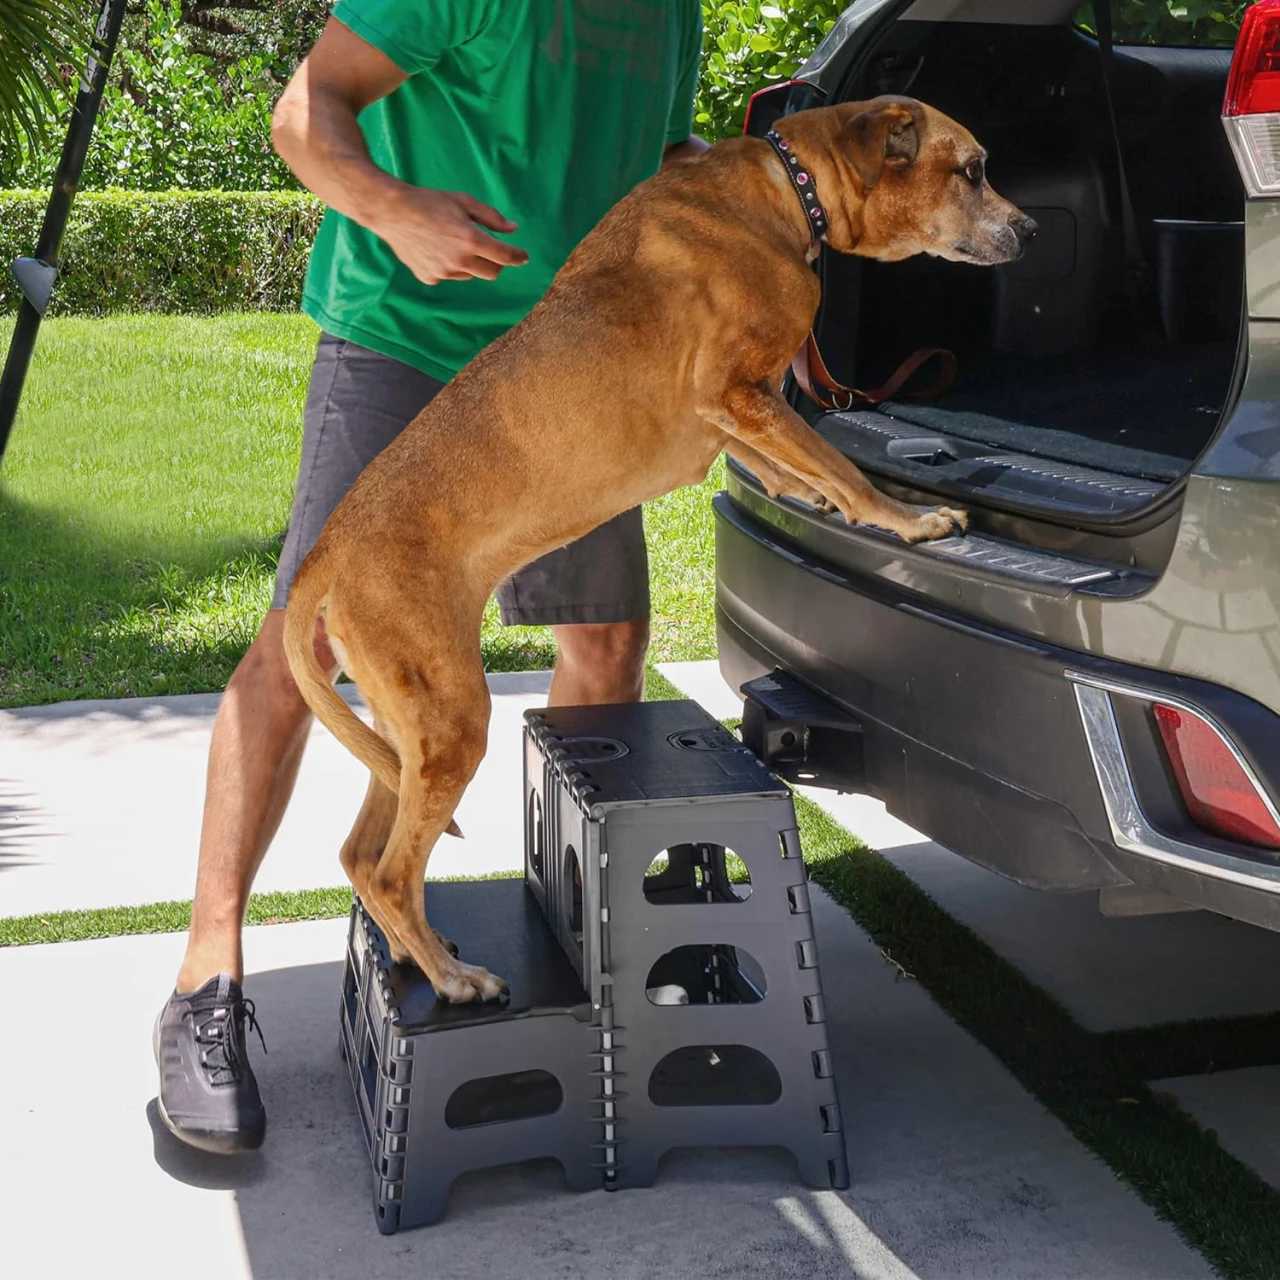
[0,0,127,465]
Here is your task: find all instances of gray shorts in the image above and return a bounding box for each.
[272,334,650,626]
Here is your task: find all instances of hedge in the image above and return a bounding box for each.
[0,190,322,315]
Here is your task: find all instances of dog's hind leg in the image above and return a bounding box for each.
[337,713,459,962]
[339,764,405,956]
[365,647,506,1002]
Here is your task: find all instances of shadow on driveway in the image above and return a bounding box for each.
[0,778,52,874]
[143,956,916,1279]
[139,913,1215,1280]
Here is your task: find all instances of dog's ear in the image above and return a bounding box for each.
[843,102,920,188]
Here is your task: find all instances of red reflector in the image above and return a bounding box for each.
[1153,704,1280,849]
[1224,0,1280,117]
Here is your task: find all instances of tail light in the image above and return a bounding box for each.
[1223,0,1280,196]
[743,81,799,137]
[1153,703,1280,849]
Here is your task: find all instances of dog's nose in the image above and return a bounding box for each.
[1013,215,1039,246]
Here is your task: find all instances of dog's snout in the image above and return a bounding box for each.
[1013,214,1039,246]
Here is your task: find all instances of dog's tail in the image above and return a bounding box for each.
[282,563,402,796]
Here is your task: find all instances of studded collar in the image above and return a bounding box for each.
[763,129,829,245]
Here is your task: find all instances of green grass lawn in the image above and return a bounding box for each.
[0,314,721,707]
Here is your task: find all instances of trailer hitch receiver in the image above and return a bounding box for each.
[739,670,866,793]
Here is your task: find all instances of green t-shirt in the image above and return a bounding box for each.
[302,0,703,382]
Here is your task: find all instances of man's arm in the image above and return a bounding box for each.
[663,134,712,166]
[271,17,528,285]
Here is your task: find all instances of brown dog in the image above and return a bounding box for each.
[283,97,1031,1001]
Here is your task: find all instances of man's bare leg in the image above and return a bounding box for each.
[549,616,649,706]
[156,609,335,1152]
[175,609,334,991]
[550,617,648,906]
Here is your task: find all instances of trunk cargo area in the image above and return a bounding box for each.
[809,20,1245,512]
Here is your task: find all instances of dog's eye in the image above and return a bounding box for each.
[958,158,984,187]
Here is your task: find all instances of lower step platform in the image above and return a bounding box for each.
[339,878,598,1232]
[339,877,806,1230]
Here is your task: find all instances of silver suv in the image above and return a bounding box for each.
[721,0,1280,929]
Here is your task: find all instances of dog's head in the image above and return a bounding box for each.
[780,97,1035,265]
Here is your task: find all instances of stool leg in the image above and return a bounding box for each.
[616,1148,661,1189]
[794,1142,850,1190]
[394,1180,452,1231]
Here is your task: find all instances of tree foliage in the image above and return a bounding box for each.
[1077,1,1247,48]
[0,0,1255,191]
[0,0,89,160]
[2,0,301,188]
[696,1,846,141]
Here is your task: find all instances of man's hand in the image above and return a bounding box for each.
[272,18,527,286]
[377,188,528,285]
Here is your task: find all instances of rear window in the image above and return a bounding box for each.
[1074,1,1244,48]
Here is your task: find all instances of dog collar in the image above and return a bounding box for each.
[764,129,829,244]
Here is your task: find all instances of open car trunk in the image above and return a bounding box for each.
[804,15,1245,535]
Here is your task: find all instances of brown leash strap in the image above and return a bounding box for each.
[791,331,957,411]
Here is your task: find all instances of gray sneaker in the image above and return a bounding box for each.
[154,975,267,1154]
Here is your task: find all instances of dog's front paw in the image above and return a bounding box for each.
[901,505,967,544]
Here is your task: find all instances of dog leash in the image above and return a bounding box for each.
[792,332,957,412]
[763,129,957,413]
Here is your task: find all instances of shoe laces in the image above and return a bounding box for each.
[189,993,267,1085]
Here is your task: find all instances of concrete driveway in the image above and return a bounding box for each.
[1,661,1276,1278]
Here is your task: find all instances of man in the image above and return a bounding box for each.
[154,0,706,1154]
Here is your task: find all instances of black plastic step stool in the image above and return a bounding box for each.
[339,878,600,1232]
[523,699,850,1191]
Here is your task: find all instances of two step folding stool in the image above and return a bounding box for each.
[339,699,848,1232]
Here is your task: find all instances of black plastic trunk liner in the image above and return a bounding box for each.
[880,342,1235,482]
[817,411,1164,521]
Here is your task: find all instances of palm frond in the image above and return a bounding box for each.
[0,0,93,162]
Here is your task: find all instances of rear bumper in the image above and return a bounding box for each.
[715,492,1280,930]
